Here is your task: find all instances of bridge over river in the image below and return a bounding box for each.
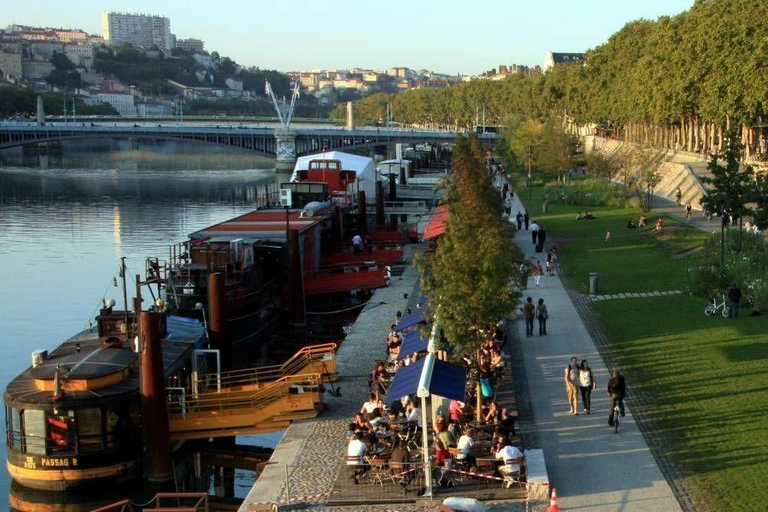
[0,123,496,169]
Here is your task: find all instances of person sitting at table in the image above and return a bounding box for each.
[388,399,404,419]
[353,413,372,432]
[499,407,516,437]
[456,428,477,466]
[387,330,402,356]
[346,433,369,484]
[495,437,524,486]
[389,439,412,487]
[491,348,504,370]
[406,401,423,427]
[372,363,391,394]
[434,413,456,448]
[484,402,500,425]
[361,393,380,416]
[369,408,387,430]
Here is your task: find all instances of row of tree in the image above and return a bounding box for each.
[417,134,523,358]
[0,88,117,117]
[343,0,768,157]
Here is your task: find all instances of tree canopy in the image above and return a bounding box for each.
[345,0,768,154]
[417,134,523,359]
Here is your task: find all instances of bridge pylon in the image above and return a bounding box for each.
[275,130,297,171]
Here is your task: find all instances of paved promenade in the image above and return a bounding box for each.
[509,192,681,511]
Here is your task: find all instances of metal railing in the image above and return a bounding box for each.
[193,342,336,393]
[167,373,321,417]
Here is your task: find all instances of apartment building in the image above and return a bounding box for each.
[101,12,174,51]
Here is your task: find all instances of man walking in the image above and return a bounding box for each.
[523,297,535,338]
[564,357,580,415]
[728,282,741,318]
[523,212,530,231]
[516,211,523,231]
[530,220,540,246]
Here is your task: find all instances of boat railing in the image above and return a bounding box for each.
[194,342,337,392]
[168,373,321,417]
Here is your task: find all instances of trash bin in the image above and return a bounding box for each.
[542,201,548,213]
[589,272,599,295]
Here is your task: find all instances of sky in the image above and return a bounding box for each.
[2,0,694,74]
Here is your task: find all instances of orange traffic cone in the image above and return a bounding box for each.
[547,487,561,512]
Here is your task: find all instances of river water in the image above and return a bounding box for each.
[0,139,288,507]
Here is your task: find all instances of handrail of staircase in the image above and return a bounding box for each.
[194,343,336,391]
[169,373,321,416]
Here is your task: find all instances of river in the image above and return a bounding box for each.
[0,139,288,508]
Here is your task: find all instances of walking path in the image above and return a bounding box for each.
[589,290,684,302]
[508,191,681,511]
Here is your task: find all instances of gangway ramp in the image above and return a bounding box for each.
[168,343,337,441]
[169,373,323,441]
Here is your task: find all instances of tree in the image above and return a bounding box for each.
[417,134,522,359]
[700,132,754,265]
[47,51,81,90]
[537,118,578,182]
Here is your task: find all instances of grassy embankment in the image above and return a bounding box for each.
[519,185,768,511]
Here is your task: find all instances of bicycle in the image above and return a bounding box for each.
[610,398,624,434]
[704,294,729,318]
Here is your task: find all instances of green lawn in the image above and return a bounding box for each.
[518,184,768,511]
[518,187,707,294]
[595,296,768,511]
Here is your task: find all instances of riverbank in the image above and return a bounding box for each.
[239,244,424,510]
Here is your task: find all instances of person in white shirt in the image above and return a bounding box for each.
[406,402,422,427]
[360,393,379,416]
[495,441,524,475]
[530,221,540,245]
[346,433,369,483]
[352,234,363,252]
[456,429,476,463]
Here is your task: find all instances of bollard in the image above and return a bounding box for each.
[589,273,599,295]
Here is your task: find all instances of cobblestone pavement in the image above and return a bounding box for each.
[588,290,684,301]
[240,244,424,510]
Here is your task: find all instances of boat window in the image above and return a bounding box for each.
[105,405,126,449]
[46,409,75,454]
[23,410,46,455]
[76,408,103,453]
[6,407,22,451]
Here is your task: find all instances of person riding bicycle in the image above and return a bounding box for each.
[607,370,626,427]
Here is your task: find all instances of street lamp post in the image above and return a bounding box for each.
[527,143,533,200]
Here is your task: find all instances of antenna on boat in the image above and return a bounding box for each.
[119,257,129,337]
[265,80,301,131]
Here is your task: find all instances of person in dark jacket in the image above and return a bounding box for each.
[607,370,626,427]
[728,282,742,318]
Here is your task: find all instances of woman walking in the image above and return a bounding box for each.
[532,261,542,288]
[535,298,548,336]
[578,360,596,414]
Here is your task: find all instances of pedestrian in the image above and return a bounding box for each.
[605,229,612,244]
[654,217,663,233]
[530,220,540,245]
[564,357,580,415]
[522,297,535,337]
[675,187,682,205]
[685,203,692,222]
[532,261,542,288]
[523,212,530,230]
[728,282,741,318]
[352,233,363,252]
[516,211,523,231]
[578,360,596,414]
[607,370,626,427]
[535,298,548,336]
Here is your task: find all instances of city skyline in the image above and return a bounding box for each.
[2,0,694,74]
